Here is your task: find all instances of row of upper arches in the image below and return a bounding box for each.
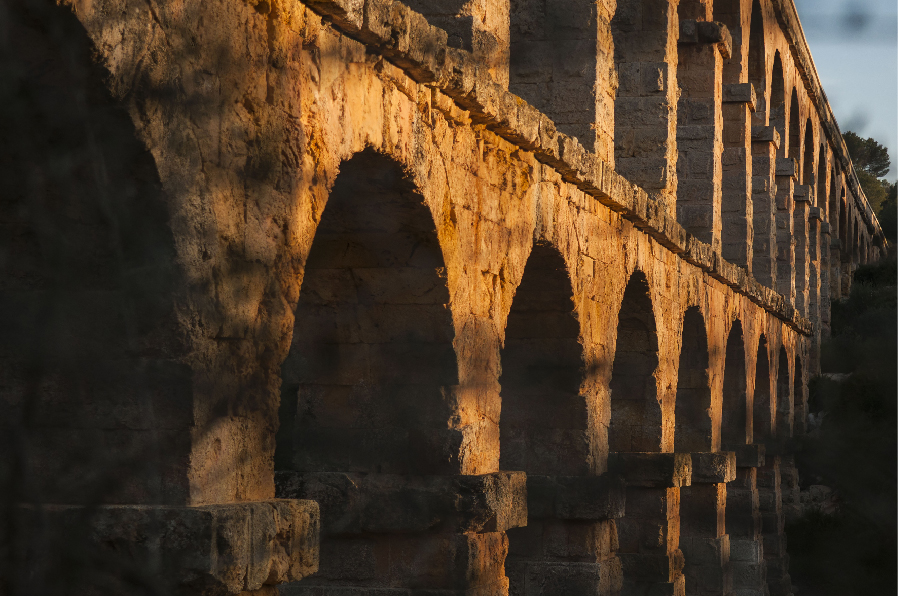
[274,148,806,479]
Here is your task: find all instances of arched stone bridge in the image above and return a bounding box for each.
[1,0,885,594]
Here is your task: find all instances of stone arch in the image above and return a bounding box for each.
[817,145,827,207]
[776,345,790,440]
[499,241,587,476]
[275,148,458,476]
[802,119,814,188]
[609,271,661,453]
[769,52,786,149]
[674,306,712,452]
[722,320,748,446]
[828,168,838,223]
[839,189,848,260]
[747,0,766,117]
[784,353,802,438]
[787,88,800,161]
[753,335,772,443]
[510,0,598,151]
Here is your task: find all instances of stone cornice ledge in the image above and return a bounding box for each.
[299,0,814,336]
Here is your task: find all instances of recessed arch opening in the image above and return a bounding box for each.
[776,346,790,441]
[788,89,800,161]
[770,52,786,151]
[609,271,661,453]
[747,0,766,119]
[722,320,748,446]
[754,335,772,443]
[499,241,587,476]
[275,148,458,477]
[803,119,815,188]
[674,307,712,452]
[510,0,598,151]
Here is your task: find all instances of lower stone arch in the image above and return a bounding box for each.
[609,271,661,453]
[674,306,712,453]
[776,346,791,440]
[276,148,458,476]
[722,320,748,447]
[499,241,621,595]
[274,149,517,594]
[754,335,773,443]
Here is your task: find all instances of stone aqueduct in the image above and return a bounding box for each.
[1,0,887,594]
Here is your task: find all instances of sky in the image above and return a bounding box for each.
[793,0,898,179]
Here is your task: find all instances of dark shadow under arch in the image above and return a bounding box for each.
[275,149,458,476]
[674,307,712,452]
[754,336,772,443]
[747,0,766,115]
[609,272,661,453]
[788,89,801,162]
[776,346,790,441]
[785,354,802,439]
[499,241,587,476]
[722,321,748,446]
[803,119,815,188]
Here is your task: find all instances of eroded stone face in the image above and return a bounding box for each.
[0,0,883,593]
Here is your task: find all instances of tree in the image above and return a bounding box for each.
[844,131,892,178]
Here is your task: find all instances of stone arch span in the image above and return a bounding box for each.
[276,148,459,476]
[674,306,712,452]
[776,345,790,440]
[754,335,773,443]
[499,240,586,476]
[609,271,661,453]
[722,319,748,446]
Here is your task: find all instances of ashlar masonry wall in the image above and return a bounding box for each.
[0,0,885,594]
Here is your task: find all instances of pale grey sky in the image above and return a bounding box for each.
[793,0,898,179]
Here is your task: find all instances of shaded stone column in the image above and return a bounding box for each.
[675,18,730,253]
[757,457,791,595]
[680,452,736,595]
[724,444,767,595]
[611,453,692,596]
[792,186,811,317]
[751,126,781,288]
[819,222,833,338]
[829,236,842,301]
[721,83,756,271]
[508,0,615,158]
[612,0,680,216]
[775,157,797,304]
[506,475,624,595]
[808,207,823,371]
[405,0,510,86]
[277,472,527,594]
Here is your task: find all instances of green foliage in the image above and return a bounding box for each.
[790,259,898,595]
[855,169,888,212]
[844,131,892,178]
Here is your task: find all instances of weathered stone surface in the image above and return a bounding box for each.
[275,472,527,534]
[609,453,693,488]
[14,501,318,594]
[0,0,886,593]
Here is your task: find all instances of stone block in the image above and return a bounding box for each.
[275,471,527,535]
[15,501,319,594]
[609,453,692,488]
[723,83,756,112]
[723,443,766,468]
[690,452,737,484]
[524,560,623,595]
[776,157,797,178]
[526,474,626,520]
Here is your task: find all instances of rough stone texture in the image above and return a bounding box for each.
[0,0,885,594]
